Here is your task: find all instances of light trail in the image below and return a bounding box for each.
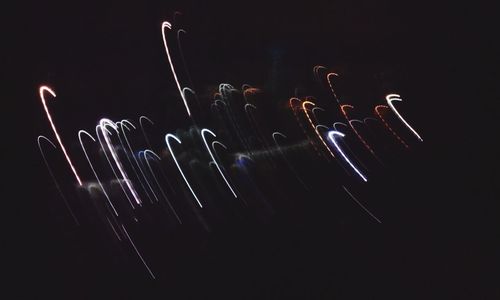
[374,105,409,148]
[342,186,381,223]
[165,133,203,208]
[37,135,79,224]
[161,21,191,116]
[201,128,238,198]
[98,118,142,206]
[78,130,119,216]
[386,94,423,141]
[142,150,182,224]
[121,224,156,279]
[302,101,336,159]
[96,124,136,208]
[39,86,83,185]
[327,131,368,182]
[119,120,156,204]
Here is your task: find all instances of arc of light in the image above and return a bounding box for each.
[211,141,228,166]
[39,86,82,185]
[327,131,368,182]
[333,121,348,130]
[363,117,378,124]
[136,150,160,203]
[37,135,79,224]
[302,101,336,158]
[375,105,409,148]
[272,132,310,190]
[98,118,142,206]
[139,115,154,149]
[289,97,302,110]
[121,224,156,279]
[119,120,156,203]
[142,150,182,224]
[201,129,238,198]
[78,130,119,216]
[165,133,203,208]
[341,105,377,156]
[161,21,191,116]
[342,186,381,223]
[177,29,195,86]
[311,106,325,125]
[386,94,423,141]
[313,65,327,83]
[244,103,268,148]
[96,124,136,208]
[326,72,341,103]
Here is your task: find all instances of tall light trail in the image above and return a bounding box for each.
[39,86,83,186]
[161,21,191,116]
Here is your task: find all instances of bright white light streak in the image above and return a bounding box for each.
[121,224,156,279]
[386,94,423,141]
[201,129,238,198]
[327,131,368,182]
[142,150,182,224]
[37,135,79,225]
[161,21,191,116]
[99,118,142,206]
[39,86,82,185]
[96,124,135,208]
[78,130,119,216]
[165,133,203,208]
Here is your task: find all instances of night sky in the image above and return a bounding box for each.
[10,0,499,298]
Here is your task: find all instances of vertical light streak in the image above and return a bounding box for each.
[161,21,191,116]
[201,128,238,198]
[119,121,156,204]
[165,133,203,208]
[386,94,423,141]
[139,116,154,149]
[39,86,83,186]
[142,150,182,224]
[328,131,368,182]
[96,124,136,208]
[37,135,79,225]
[99,118,142,206]
[78,130,119,216]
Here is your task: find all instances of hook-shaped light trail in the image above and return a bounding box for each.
[165,133,203,208]
[99,118,142,206]
[201,128,238,198]
[39,86,83,186]
[161,21,191,116]
[328,131,367,182]
[386,94,423,142]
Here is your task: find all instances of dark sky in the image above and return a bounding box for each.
[9,0,500,298]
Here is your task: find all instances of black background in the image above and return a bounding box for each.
[10,0,500,298]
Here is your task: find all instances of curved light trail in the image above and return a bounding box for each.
[386,94,423,142]
[39,86,83,186]
[165,133,203,208]
[327,131,367,182]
